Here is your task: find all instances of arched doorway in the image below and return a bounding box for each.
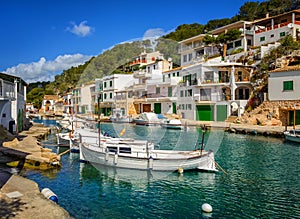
[235,86,250,100]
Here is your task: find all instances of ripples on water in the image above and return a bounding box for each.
[18,121,300,218]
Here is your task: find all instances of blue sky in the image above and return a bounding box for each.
[1,0,256,83]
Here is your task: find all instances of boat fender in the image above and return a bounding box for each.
[178,167,184,174]
[105,148,109,161]
[149,156,153,169]
[41,188,58,203]
[114,152,118,165]
[201,203,212,213]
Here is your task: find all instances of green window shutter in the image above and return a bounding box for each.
[168,87,172,97]
[283,81,293,91]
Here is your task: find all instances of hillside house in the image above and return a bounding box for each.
[0,72,27,133]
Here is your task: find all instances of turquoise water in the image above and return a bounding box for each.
[21,121,300,218]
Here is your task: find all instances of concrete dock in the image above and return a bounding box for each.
[0,123,72,218]
[0,174,72,218]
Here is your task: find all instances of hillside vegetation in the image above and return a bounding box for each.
[27,0,300,109]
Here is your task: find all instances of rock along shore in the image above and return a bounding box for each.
[0,123,72,219]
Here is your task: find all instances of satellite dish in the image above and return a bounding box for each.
[168,57,172,62]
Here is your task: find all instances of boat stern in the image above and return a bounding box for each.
[197,150,217,172]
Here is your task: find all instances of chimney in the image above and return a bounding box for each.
[266,13,269,18]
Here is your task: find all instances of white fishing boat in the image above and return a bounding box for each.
[161,119,182,130]
[110,108,132,123]
[284,129,300,143]
[56,132,71,146]
[132,112,163,126]
[79,125,216,172]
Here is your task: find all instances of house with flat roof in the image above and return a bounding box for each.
[177,61,253,121]
[0,72,27,133]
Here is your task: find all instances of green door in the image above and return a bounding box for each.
[196,105,213,121]
[289,110,300,125]
[81,106,86,114]
[154,103,161,114]
[217,105,227,121]
[172,102,177,114]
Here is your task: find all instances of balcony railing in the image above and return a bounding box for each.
[133,70,152,78]
[0,81,15,99]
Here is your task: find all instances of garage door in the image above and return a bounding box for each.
[154,103,161,114]
[196,105,213,121]
[217,105,227,121]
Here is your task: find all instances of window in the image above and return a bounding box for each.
[238,71,242,81]
[168,74,171,78]
[187,89,192,96]
[119,147,131,154]
[110,81,113,87]
[104,82,107,88]
[183,55,187,62]
[270,34,274,38]
[227,42,233,49]
[200,88,211,101]
[283,81,293,91]
[177,72,179,77]
[110,93,113,99]
[280,32,286,37]
[187,104,192,110]
[188,53,193,61]
[173,72,175,77]
[153,65,156,70]
[180,90,184,97]
[104,93,107,99]
[234,40,241,47]
[204,71,214,82]
[163,75,165,82]
[156,87,160,94]
[247,39,252,46]
[260,36,265,42]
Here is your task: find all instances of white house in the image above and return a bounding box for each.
[97,74,135,116]
[0,72,27,133]
[177,61,253,121]
[130,52,174,114]
[268,66,300,101]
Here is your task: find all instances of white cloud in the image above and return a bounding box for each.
[66,21,94,37]
[4,54,92,83]
[142,28,166,39]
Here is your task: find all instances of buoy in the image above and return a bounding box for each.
[201,203,212,213]
[114,152,118,165]
[178,167,184,174]
[41,188,58,203]
[149,156,153,169]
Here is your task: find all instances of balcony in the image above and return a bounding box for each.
[132,83,146,91]
[0,81,15,100]
[133,70,152,78]
[129,59,147,66]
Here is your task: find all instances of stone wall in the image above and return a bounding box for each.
[238,100,300,126]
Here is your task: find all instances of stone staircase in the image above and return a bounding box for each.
[225,116,238,123]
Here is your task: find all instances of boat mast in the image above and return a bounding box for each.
[98,95,101,145]
[200,125,206,155]
[293,103,296,131]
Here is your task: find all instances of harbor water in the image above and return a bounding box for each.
[18,120,300,218]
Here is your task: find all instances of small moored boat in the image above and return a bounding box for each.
[284,129,300,143]
[161,119,182,130]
